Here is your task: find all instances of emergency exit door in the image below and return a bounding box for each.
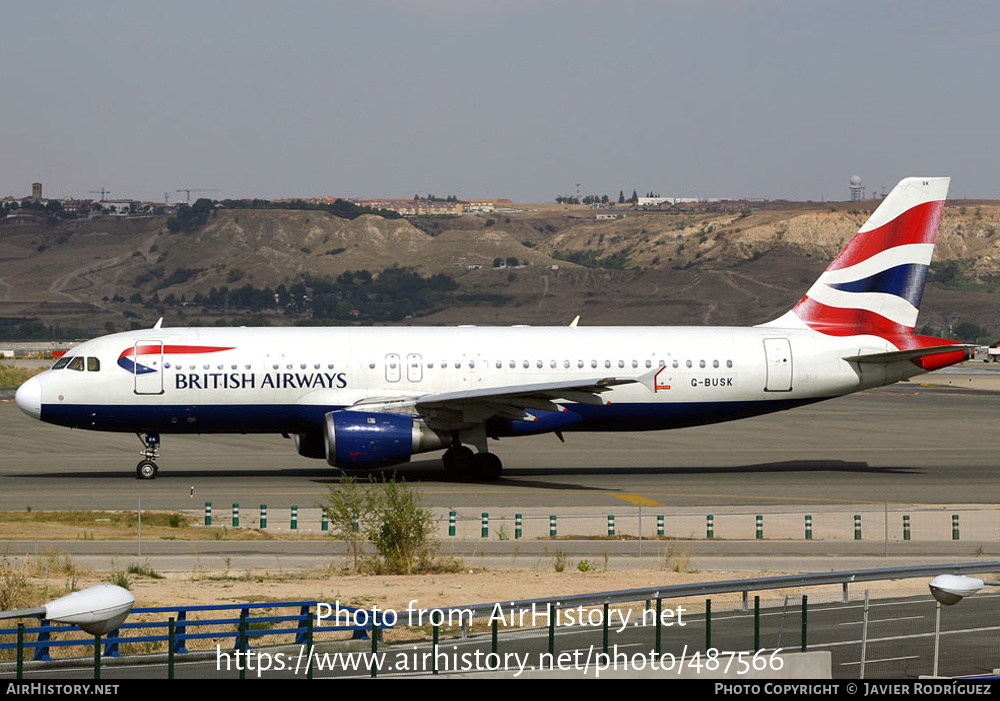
[763,338,792,392]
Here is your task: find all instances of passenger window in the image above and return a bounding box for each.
[699,360,706,369]
[578,360,584,369]
[536,360,543,369]
[563,360,570,369]
[87,357,101,372]
[67,357,85,371]
[645,360,652,369]
[632,360,639,369]
[713,360,719,369]
[605,360,611,369]
[672,360,679,368]
[686,360,692,368]
[727,360,733,368]
[591,360,597,369]
[618,360,625,369]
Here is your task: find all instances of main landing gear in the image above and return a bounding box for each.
[136,432,160,479]
[442,445,502,482]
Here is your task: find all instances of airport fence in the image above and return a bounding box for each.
[201,503,1000,542]
[2,562,999,679]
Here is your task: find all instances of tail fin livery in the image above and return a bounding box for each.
[764,177,950,347]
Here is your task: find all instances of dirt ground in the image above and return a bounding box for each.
[9,551,933,617]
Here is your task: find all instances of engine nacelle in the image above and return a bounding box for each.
[295,432,326,460]
[324,410,449,469]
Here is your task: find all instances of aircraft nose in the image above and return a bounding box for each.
[15,377,41,420]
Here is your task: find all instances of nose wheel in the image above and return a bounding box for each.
[136,460,158,479]
[136,432,161,480]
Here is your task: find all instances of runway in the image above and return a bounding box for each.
[1,382,999,512]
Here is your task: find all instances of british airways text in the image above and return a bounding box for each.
[174,372,348,390]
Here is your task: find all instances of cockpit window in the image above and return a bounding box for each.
[67,357,85,371]
[87,357,101,372]
[52,356,71,369]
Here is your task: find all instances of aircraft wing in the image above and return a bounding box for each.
[348,374,656,424]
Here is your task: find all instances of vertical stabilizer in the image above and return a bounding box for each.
[762,177,950,342]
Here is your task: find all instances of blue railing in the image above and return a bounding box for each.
[0,600,392,661]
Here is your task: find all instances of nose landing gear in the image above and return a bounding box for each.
[136,432,160,479]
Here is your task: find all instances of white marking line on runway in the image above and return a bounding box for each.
[837,616,924,625]
[814,623,1000,649]
[840,656,919,666]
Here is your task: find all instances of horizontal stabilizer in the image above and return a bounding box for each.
[844,344,976,364]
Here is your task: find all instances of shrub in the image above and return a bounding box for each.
[323,474,437,574]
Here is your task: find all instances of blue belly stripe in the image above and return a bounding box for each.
[41,397,831,435]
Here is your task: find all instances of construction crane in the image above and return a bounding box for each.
[175,188,220,204]
[88,188,111,200]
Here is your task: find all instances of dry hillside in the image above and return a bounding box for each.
[1,201,999,336]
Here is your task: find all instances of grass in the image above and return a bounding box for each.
[0,364,45,388]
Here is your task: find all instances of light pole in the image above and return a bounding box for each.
[927,575,1000,677]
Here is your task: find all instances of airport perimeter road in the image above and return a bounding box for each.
[1,384,999,512]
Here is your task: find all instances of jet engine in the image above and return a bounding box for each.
[323,410,449,469]
[294,431,326,460]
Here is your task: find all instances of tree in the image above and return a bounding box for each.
[323,475,380,571]
[322,474,437,574]
[618,191,625,204]
[955,322,985,343]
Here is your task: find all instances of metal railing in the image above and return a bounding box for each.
[2,561,998,679]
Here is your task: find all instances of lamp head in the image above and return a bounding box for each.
[43,585,135,635]
[929,574,984,605]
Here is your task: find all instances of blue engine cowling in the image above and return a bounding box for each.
[324,410,448,469]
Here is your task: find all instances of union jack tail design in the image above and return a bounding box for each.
[765,177,951,354]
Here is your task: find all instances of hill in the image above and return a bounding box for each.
[1,201,999,341]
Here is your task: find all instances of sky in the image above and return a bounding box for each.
[2,0,999,203]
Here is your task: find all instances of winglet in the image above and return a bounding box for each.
[152,317,163,330]
[569,315,580,327]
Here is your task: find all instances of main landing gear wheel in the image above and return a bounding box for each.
[469,452,502,482]
[136,460,158,480]
[442,446,474,478]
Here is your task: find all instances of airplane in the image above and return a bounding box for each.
[14,177,972,481]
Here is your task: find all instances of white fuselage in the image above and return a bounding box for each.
[24,324,921,436]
